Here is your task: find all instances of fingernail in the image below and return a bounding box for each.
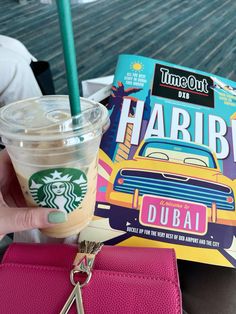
[48,211,67,224]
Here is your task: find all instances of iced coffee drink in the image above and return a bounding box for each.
[0,96,109,238]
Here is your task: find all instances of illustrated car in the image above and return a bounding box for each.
[106,137,236,243]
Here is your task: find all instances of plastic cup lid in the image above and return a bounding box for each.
[0,96,110,142]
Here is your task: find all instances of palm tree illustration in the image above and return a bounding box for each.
[101,82,142,159]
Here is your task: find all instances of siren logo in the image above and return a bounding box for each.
[29,168,88,213]
[152,64,214,108]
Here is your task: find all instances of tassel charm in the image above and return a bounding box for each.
[60,241,103,314]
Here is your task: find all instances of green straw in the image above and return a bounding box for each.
[56,0,81,116]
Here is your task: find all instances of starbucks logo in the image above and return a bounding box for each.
[29,168,88,213]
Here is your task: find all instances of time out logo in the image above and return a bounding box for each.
[152,64,214,108]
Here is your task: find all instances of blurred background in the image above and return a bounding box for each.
[1,0,236,94]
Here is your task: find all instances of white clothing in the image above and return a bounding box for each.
[0,35,36,64]
[0,35,42,107]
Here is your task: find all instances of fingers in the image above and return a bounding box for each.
[0,149,10,162]
[0,150,68,237]
[0,149,14,188]
[0,207,67,235]
[2,175,26,207]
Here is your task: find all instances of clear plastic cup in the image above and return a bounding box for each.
[0,96,109,238]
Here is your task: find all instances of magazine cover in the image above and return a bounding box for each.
[80,54,236,267]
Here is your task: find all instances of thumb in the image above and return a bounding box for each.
[1,207,67,235]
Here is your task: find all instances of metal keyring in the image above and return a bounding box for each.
[70,266,92,288]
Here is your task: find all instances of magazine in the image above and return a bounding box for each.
[80,54,236,267]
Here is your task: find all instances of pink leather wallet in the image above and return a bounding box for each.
[0,243,181,314]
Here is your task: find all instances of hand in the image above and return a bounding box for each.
[0,149,67,239]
